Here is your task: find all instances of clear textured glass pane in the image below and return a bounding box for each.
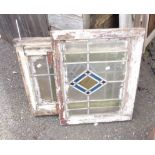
[90,82,123,100]
[33,76,52,103]
[89,39,128,51]
[64,54,87,62]
[89,62,126,73]
[29,56,48,74]
[90,52,127,61]
[66,64,87,82]
[65,41,87,53]
[95,71,125,81]
[67,86,87,101]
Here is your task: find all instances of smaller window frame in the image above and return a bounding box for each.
[14,37,58,116]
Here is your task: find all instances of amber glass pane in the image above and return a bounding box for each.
[79,76,97,90]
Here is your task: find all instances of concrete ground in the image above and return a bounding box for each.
[0,39,155,140]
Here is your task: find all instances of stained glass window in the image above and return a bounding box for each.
[52,29,145,125]
[62,39,127,117]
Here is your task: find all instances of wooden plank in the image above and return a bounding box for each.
[13,37,52,46]
[0,15,49,44]
[48,14,90,30]
[1,14,90,44]
[145,14,155,47]
[145,29,155,47]
[134,15,142,27]
[119,14,133,28]
[148,14,155,35]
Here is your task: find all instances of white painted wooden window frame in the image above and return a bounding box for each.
[14,37,58,116]
[52,28,145,125]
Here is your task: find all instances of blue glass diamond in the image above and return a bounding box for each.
[70,70,106,95]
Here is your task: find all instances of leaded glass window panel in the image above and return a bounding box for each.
[63,39,125,115]
[52,29,145,125]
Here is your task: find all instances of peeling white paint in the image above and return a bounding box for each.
[105,66,110,70]
[51,28,145,41]
[94,122,98,126]
[36,63,42,68]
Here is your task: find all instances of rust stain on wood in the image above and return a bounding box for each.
[47,51,53,64]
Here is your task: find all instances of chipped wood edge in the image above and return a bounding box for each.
[14,39,58,116]
[145,29,155,48]
[51,28,145,41]
[53,40,67,124]
[13,37,52,47]
[52,28,145,125]
[122,35,145,117]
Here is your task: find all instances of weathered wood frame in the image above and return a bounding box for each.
[52,28,145,125]
[14,37,58,116]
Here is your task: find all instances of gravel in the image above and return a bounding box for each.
[0,39,155,140]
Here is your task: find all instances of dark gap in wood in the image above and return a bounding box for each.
[90,14,119,29]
